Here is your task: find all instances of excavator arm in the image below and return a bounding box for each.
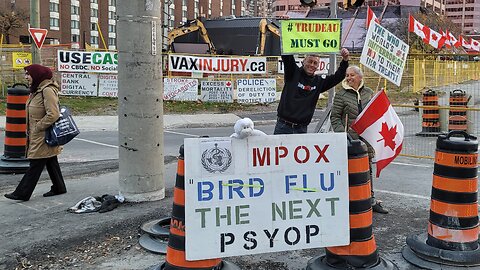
[167,19,216,54]
[256,18,281,56]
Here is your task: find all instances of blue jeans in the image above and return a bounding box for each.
[273,120,308,134]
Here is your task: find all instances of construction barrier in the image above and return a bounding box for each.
[402,131,480,269]
[0,83,30,173]
[448,89,469,133]
[306,138,396,270]
[160,145,239,270]
[416,89,442,137]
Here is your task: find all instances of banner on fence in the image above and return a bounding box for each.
[278,57,330,74]
[168,54,267,74]
[60,73,98,96]
[184,134,350,259]
[200,81,233,103]
[236,78,276,103]
[98,74,118,97]
[163,78,198,101]
[360,22,409,86]
[57,50,118,73]
[12,52,32,69]
[280,19,342,54]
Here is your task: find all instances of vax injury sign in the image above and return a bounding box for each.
[184,133,350,260]
[168,54,267,74]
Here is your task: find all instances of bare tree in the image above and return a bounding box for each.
[0,10,28,44]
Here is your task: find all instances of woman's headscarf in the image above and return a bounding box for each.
[24,64,53,93]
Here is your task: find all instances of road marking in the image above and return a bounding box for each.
[391,161,431,168]
[165,130,199,137]
[74,138,118,149]
[376,189,430,200]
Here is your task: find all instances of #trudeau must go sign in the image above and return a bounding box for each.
[184,133,350,260]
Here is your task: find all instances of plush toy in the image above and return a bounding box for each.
[230,117,267,139]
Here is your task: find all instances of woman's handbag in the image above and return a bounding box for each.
[45,106,80,146]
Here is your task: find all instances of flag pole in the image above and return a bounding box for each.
[341,7,360,47]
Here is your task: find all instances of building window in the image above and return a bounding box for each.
[91,36,99,44]
[91,8,98,17]
[108,24,116,32]
[71,20,80,29]
[49,2,59,12]
[72,34,80,42]
[91,0,98,3]
[71,5,79,15]
[109,0,116,5]
[109,11,116,19]
[91,23,98,31]
[108,38,116,46]
[49,18,59,28]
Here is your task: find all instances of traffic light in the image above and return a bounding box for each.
[300,0,317,7]
[343,0,364,9]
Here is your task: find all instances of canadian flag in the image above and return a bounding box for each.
[447,30,461,48]
[471,38,480,52]
[351,90,404,177]
[460,36,472,49]
[424,25,446,49]
[441,29,453,48]
[366,6,380,29]
[409,15,428,42]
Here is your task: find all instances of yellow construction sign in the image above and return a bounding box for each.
[281,19,342,54]
[12,52,32,69]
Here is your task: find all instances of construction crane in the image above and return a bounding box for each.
[256,18,281,56]
[167,19,216,54]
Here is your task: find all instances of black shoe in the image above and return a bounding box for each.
[43,191,66,197]
[372,201,389,214]
[4,193,28,201]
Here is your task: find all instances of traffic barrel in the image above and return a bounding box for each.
[306,138,397,270]
[448,89,468,133]
[159,145,240,270]
[0,83,30,173]
[416,89,442,137]
[402,131,480,269]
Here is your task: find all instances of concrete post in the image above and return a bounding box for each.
[117,0,165,202]
[30,0,41,64]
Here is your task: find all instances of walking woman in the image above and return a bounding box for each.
[4,64,66,201]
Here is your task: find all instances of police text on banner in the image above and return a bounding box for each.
[184,134,350,259]
[168,54,267,74]
[236,79,276,103]
[360,22,409,86]
[57,50,118,73]
[280,19,341,54]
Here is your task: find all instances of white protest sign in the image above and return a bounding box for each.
[278,57,330,74]
[57,50,118,73]
[168,54,267,74]
[163,78,198,101]
[60,73,98,96]
[98,74,118,97]
[200,81,233,103]
[236,78,276,103]
[360,22,409,86]
[184,133,350,260]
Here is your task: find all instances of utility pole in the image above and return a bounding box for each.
[117,1,165,202]
[30,0,41,64]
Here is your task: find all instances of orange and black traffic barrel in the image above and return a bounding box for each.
[416,89,442,137]
[403,131,480,269]
[306,138,396,270]
[448,89,468,133]
[0,83,30,173]
[161,145,239,270]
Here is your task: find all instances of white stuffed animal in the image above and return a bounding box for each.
[230,117,267,139]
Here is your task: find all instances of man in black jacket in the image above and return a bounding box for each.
[274,48,350,134]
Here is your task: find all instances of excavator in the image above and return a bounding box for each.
[256,18,281,56]
[167,19,216,54]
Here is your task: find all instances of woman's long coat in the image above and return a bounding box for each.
[26,79,61,159]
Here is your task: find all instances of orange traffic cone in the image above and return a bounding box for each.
[306,138,396,269]
[160,145,240,270]
[403,131,480,269]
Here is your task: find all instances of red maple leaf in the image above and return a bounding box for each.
[226,81,231,87]
[431,33,437,41]
[377,122,397,150]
